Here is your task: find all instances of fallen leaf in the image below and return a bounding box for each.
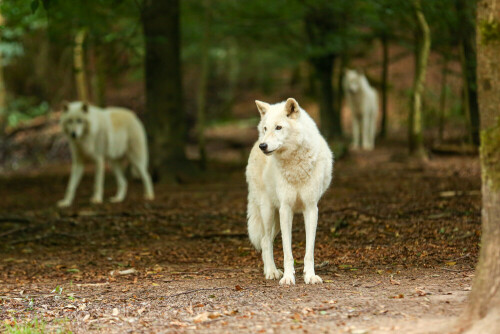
[235,285,243,291]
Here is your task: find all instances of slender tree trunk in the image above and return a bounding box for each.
[310,55,341,140]
[438,55,449,142]
[458,1,500,332]
[142,0,189,181]
[0,11,7,139]
[460,42,473,144]
[90,43,106,107]
[456,0,480,146]
[74,28,89,102]
[380,33,389,139]
[196,0,211,170]
[409,0,430,158]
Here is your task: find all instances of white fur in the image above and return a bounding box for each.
[57,102,154,207]
[246,98,333,285]
[343,69,378,150]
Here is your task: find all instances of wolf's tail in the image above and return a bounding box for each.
[247,194,264,252]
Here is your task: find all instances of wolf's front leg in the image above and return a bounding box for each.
[58,162,84,207]
[91,157,105,204]
[351,116,361,150]
[303,205,322,284]
[261,204,282,280]
[361,113,373,150]
[279,204,295,285]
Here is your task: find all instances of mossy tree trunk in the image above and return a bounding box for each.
[409,0,430,159]
[458,1,500,332]
[142,0,190,181]
[74,28,89,103]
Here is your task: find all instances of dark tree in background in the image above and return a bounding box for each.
[456,0,480,146]
[141,0,188,181]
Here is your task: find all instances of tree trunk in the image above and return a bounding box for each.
[142,0,189,181]
[409,0,430,159]
[74,28,89,102]
[90,43,106,107]
[0,11,7,139]
[310,55,341,140]
[380,33,389,139]
[456,0,480,146]
[438,55,449,142]
[458,1,500,332]
[196,0,211,170]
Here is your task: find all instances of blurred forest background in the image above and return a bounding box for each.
[0,0,479,178]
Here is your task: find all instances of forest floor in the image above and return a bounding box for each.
[0,144,481,333]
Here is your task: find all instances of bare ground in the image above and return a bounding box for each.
[0,145,481,333]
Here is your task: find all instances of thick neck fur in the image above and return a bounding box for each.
[273,135,317,185]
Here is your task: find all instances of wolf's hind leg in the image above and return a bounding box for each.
[110,160,127,203]
[130,156,154,201]
[261,204,282,280]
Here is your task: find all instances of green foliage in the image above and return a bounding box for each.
[7,97,49,127]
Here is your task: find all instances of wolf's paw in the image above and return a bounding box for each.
[279,273,295,285]
[109,196,124,203]
[264,268,283,280]
[57,199,72,208]
[304,273,323,285]
[144,194,155,201]
[90,196,103,204]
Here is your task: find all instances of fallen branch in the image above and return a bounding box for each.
[0,217,31,224]
[0,227,28,238]
[165,287,232,299]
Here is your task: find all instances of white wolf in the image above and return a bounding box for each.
[57,101,154,207]
[343,69,378,150]
[246,98,333,285]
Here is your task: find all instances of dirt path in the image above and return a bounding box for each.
[0,146,481,333]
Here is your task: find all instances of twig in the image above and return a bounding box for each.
[441,267,472,272]
[0,227,28,238]
[0,217,31,224]
[446,253,470,262]
[165,287,231,299]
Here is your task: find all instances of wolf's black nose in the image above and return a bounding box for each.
[259,143,268,151]
[71,132,77,139]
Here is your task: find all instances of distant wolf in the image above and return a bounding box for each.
[343,69,378,150]
[246,98,333,285]
[57,101,154,207]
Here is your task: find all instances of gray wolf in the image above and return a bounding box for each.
[246,98,333,285]
[343,69,378,150]
[57,102,154,207]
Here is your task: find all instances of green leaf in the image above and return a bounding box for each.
[30,0,39,13]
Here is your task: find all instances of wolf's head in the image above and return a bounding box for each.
[255,98,302,156]
[343,69,363,94]
[60,102,90,140]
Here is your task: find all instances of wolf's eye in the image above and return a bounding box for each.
[264,127,267,132]
[276,126,282,130]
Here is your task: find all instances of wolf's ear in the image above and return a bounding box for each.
[81,103,89,113]
[255,100,270,117]
[285,98,299,119]
[61,101,69,112]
